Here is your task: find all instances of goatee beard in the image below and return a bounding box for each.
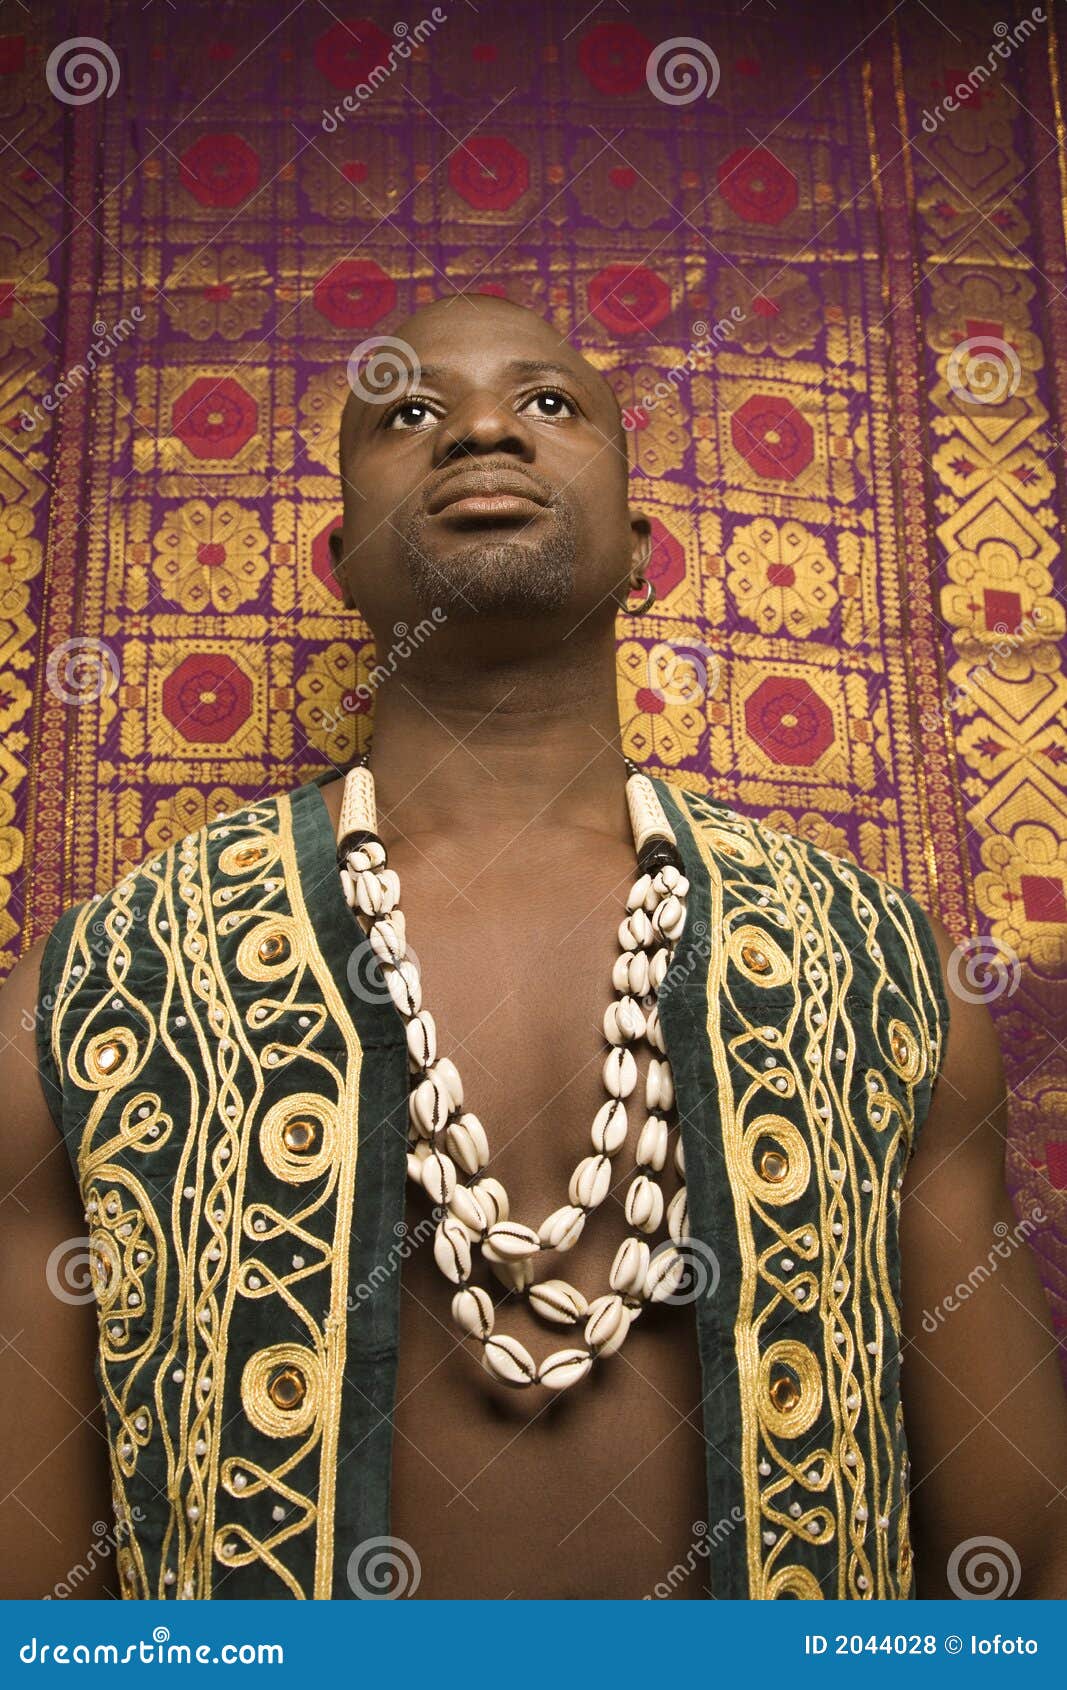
[400,502,576,619]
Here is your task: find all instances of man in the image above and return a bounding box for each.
[2,294,1066,1601]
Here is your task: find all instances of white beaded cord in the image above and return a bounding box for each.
[334,760,693,1391]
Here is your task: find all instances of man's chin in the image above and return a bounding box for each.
[407,537,574,619]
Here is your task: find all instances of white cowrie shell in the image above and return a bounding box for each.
[674,1135,686,1177]
[449,1184,488,1234]
[434,1217,471,1283]
[620,908,654,950]
[644,1004,666,1053]
[377,868,400,910]
[584,1292,629,1353]
[590,1098,628,1155]
[646,1057,674,1112]
[603,1046,637,1099]
[470,1176,508,1226]
[538,1349,593,1391]
[539,1204,586,1251]
[354,869,387,915]
[452,1285,494,1340]
[421,1150,456,1206]
[368,915,404,965]
[625,1174,664,1234]
[612,953,634,994]
[614,996,646,1043]
[346,846,374,875]
[628,949,651,997]
[646,1245,686,1302]
[648,947,670,990]
[446,1113,489,1174]
[482,1334,537,1388]
[528,1279,588,1325]
[654,866,687,896]
[385,957,422,1016]
[635,1114,669,1171]
[569,1153,612,1210]
[405,1152,424,1184]
[430,1056,463,1109]
[489,1255,534,1291]
[603,998,640,1045]
[667,1186,689,1244]
[610,1236,650,1297]
[626,873,652,912]
[653,895,686,941]
[405,1010,437,1069]
[482,1221,541,1262]
[358,834,388,865]
[410,1076,449,1137]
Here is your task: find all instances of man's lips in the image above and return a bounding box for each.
[426,473,551,521]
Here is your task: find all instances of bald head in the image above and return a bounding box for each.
[338,292,629,480]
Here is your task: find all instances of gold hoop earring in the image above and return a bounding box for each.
[626,575,656,615]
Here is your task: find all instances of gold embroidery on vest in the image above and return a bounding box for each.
[682,798,941,1600]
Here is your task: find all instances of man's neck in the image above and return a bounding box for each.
[361,629,632,847]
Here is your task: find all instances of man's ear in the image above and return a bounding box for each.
[328,527,354,610]
[629,512,652,582]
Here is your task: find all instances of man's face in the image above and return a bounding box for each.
[330,299,649,641]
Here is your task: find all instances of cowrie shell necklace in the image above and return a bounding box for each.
[334,757,691,1391]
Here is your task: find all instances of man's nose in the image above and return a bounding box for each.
[433,394,534,461]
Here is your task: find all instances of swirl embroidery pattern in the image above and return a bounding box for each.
[48,792,365,1599]
[665,787,947,1600]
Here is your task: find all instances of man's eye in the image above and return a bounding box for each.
[383,399,437,430]
[522,389,576,419]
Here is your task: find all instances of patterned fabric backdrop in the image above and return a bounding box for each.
[3,0,1066,1356]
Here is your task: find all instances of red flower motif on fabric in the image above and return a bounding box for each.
[745,676,833,767]
[718,146,798,225]
[314,17,394,91]
[313,259,396,329]
[162,654,253,743]
[172,378,258,460]
[646,521,686,601]
[449,137,529,210]
[578,22,654,94]
[588,264,671,335]
[731,394,813,481]
[179,134,261,208]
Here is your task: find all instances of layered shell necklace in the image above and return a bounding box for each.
[334,756,692,1392]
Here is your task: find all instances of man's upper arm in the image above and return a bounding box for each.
[0,938,114,1597]
[899,911,1067,1598]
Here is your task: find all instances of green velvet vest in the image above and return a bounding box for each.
[36,773,948,1600]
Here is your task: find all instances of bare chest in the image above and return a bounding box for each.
[379,833,710,1598]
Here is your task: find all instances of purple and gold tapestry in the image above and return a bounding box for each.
[2,0,1066,1353]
